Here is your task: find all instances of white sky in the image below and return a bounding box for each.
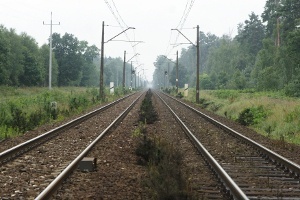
[0,0,266,81]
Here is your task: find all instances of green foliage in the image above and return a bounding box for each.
[135,134,191,199]
[0,26,44,86]
[152,2,298,93]
[194,90,300,144]
[0,87,106,139]
[212,90,239,99]
[236,12,265,57]
[144,139,190,199]
[9,104,27,133]
[139,89,158,124]
[200,73,215,90]
[134,89,193,199]
[285,79,300,97]
[237,106,268,126]
[0,24,102,88]
[176,92,183,98]
[285,106,300,123]
[69,95,89,111]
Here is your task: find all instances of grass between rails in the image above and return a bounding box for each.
[0,86,131,140]
[180,88,300,145]
[133,89,195,199]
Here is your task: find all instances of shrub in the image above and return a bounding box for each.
[137,136,191,199]
[9,104,27,133]
[134,89,193,199]
[237,106,267,126]
[69,95,89,111]
[213,90,239,99]
[139,90,158,124]
[176,92,183,98]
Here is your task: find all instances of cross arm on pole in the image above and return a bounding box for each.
[106,27,135,43]
[127,53,140,63]
[162,55,176,64]
[171,28,195,47]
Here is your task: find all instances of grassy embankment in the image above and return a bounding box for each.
[178,89,300,145]
[0,86,129,140]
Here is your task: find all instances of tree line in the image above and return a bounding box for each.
[0,25,133,88]
[153,0,300,97]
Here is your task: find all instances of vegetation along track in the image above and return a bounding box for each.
[157,91,300,199]
[0,92,142,199]
[51,89,226,199]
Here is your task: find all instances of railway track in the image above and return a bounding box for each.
[0,92,142,199]
[157,91,300,199]
[47,89,227,199]
[1,89,299,199]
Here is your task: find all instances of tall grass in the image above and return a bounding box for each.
[0,86,128,140]
[183,89,300,145]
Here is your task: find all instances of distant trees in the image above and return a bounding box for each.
[0,25,129,88]
[153,2,300,97]
[0,26,44,86]
[52,33,100,86]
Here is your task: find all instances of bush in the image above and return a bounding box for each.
[139,89,158,124]
[213,90,239,99]
[9,104,27,133]
[0,87,103,139]
[134,89,193,199]
[285,81,300,97]
[176,92,183,98]
[69,95,89,111]
[237,106,267,126]
[135,134,191,199]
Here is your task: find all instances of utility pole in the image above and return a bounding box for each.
[164,70,166,89]
[130,61,133,89]
[167,63,169,88]
[135,70,137,89]
[122,51,126,89]
[176,50,178,93]
[43,12,60,90]
[99,22,134,100]
[196,25,200,104]
[171,25,200,103]
[124,53,139,89]
[100,21,105,101]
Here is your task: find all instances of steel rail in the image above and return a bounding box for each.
[155,91,248,200]
[162,92,300,178]
[0,93,135,164]
[35,92,143,199]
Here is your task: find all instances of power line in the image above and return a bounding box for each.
[176,0,190,29]
[111,0,128,28]
[104,0,140,66]
[166,0,196,58]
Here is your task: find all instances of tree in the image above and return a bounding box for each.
[6,28,24,86]
[52,33,83,86]
[0,26,10,85]
[18,33,43,86]
[79,41,99,86]
[103,57,123,86]
[236,12,265,57]
[153,55,173,88]
[279,0,300,40]
[199,73,214,90]
[262,0,282,39]
[206,37,240,88]
[284,30,300,83]
[169,63,188,88]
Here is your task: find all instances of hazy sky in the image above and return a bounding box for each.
[0,0,266,81]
